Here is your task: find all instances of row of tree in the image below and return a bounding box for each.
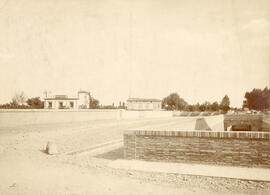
[1,87,269,111]
[162,86,270,112]
[244,87,270,111]
[0,91,44,109]
[90,99,127,109]
[162,93,230,112]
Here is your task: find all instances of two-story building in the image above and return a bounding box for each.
[44,91,90,109]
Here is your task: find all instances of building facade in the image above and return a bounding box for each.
[77,90,91,109]
[127,98,162,111]
[44,91,90,109]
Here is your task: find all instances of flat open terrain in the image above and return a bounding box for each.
[0,117,270,194]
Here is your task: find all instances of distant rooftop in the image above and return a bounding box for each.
[44,95,78,100]
[44,90,90,100]
[127,98,162,102]
[78,90,90,94]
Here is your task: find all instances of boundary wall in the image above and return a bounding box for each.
[224,114,270,131]
[0,109,172,127]
[124,130,270,168]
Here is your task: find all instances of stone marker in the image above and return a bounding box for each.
[46,142,58,155]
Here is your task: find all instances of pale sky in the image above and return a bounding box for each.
[0,0,269,107]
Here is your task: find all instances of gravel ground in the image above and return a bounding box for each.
[63,148,270,195]
[0,117,270,194]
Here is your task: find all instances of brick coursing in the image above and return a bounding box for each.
[124,130,270,168]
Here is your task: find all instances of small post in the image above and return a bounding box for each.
[45,142,58,155]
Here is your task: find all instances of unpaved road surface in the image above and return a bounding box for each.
[0,117,270,194]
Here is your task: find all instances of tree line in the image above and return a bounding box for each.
[90,99,127,109]
[162,93,230,112]
[0,87,269,111]
[0,91,45,109]
[244,87,270,111]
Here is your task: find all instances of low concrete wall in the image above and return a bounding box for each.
[262,114,270,131]
[224,114,264,131]
[0,109,118,127]
[120,110,172,119]
[203,115,224,131]
[0,109,173,127]
[124,130,270,168]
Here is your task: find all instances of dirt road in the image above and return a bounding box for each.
[0,118,269,194]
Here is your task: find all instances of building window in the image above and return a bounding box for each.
[59,102,63,109]
[70,102,74,108]
[146,102,150,109]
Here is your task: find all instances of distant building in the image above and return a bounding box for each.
[77,90,91,109]
[127,98,162,111]
[44,91,90,109]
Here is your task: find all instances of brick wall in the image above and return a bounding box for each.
[124,130,270,168]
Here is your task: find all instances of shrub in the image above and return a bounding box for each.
[190,111,200,116]
[180,112,189,116]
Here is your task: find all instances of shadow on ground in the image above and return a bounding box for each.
[95,147,124,160]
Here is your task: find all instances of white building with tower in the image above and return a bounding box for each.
[44,90,90,109]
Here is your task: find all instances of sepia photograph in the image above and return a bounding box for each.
[0,0,269,194]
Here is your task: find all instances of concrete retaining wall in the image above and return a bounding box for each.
[124,130,270,168]
[0,109,172,127]
[262,115,270,131]
[224,114,266,131]
[120,110,172,119]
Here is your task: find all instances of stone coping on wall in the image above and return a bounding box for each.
[224,114,263,120]
[124,130,270,140]
[0,109,120,112]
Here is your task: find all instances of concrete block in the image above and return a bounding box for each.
[46,142,58,155]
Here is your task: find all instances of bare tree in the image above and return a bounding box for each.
[11,91,27,105]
